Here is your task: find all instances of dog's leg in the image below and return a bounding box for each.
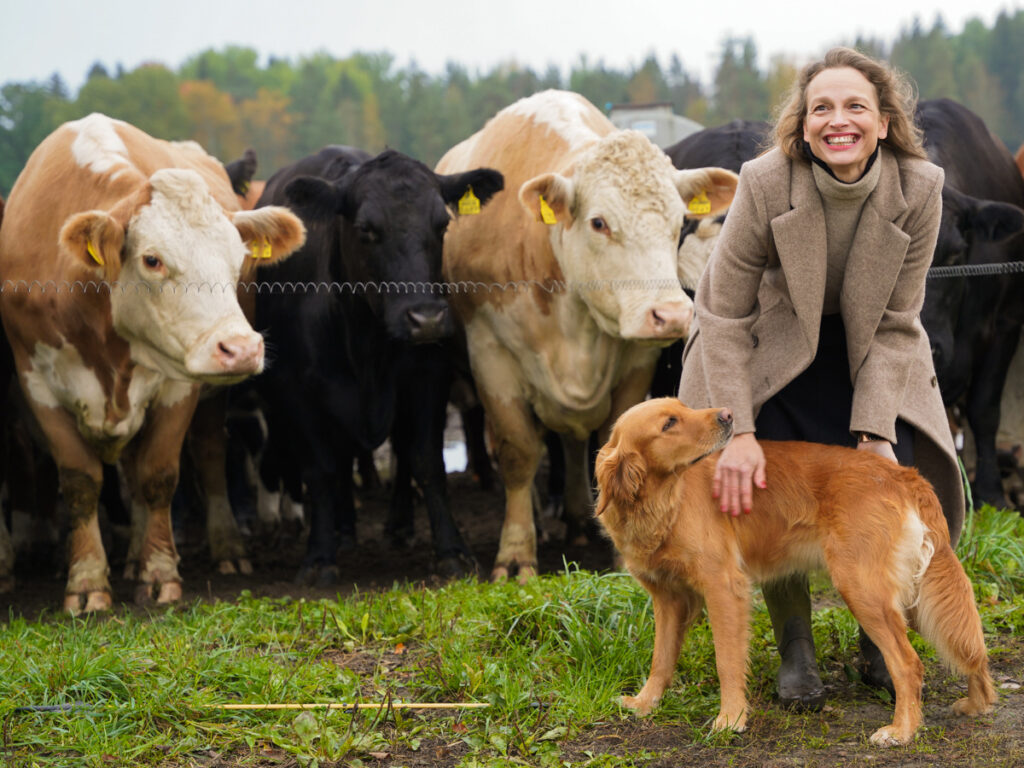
[622,582,702,716]
[837,586,923,746]
[702,575,751,733]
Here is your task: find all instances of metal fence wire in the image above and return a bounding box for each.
[0,261,1020,295]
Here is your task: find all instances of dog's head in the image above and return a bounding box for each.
[595,398,734,520]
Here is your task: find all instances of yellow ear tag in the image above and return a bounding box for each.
[538,195,557,225]
[458,186,481,215]
[252,238,272,259]
[86,241,105,266]
[688,190,711,215]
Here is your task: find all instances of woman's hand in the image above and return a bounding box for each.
[856,439,897,463]
[713,432,767,516]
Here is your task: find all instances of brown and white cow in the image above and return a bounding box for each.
[0,113,305,612]
[437,90,737,581]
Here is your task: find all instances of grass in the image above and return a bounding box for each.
[0,505,1020,767]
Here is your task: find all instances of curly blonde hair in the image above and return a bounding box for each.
[773,47,927,161]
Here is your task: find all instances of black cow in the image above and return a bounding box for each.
[255,147,503,583]
[652,121,771,397]
[917,99,1024,509]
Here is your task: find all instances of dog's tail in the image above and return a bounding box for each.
[914,492,996,717]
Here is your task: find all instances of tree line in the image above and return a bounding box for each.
[1,11,1022,197]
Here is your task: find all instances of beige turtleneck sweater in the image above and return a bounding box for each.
[811,157,882,315]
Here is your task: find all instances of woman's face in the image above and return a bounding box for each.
[802,66,890,182]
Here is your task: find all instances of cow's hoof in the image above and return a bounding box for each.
[134,581,182,606]
[65,590,112,615]
[315,566,340,588]
[491,562,538,584]
[436,554,479,580]
[123,562,138,580]
[157,581,182,604]
[294,564,339,587]
[216,558,253,576]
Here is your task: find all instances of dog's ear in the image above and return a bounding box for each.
[595,444,647,515]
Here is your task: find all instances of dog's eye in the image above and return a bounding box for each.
[662,416,677,432]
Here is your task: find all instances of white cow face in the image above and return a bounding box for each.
[59,168,304,384]
[519,131,737,342]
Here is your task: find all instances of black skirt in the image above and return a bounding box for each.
[754,313,914,466]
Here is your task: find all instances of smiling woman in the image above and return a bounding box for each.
[801,67,890,182]
[678,46,964,713]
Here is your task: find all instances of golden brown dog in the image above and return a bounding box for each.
[594,397,995,746]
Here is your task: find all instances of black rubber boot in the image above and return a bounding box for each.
[777,615,827,710]
[858,629,896,697]
[765,576,826,710]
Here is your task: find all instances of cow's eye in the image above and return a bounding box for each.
[590,217,608,233]
[662,416,677,432]
[356,222,378,243]
[143,254,163,270]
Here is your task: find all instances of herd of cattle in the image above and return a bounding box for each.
[0,91,1020,613]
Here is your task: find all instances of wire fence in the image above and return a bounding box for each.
[0,262,1020,296]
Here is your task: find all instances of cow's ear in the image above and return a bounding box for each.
[439,168,505,214]
[519,173,574,225]
[234,206,307,265]
[224,148,258,196]
[283,176,342,220]
[970,199,1024,243]
[674,167,739,219]
[59,210,124,279]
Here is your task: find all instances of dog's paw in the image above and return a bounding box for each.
[712,710,748,733]
[620,694,656,716]
[869,725,914,747]
[952,696,994,717]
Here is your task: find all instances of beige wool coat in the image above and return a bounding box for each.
[679,146,966,543]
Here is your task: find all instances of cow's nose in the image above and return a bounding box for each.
[214,334,265,374]
[408,305,449,340]
[646,301,693,339]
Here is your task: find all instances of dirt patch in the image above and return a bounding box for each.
[4,471,1023,767]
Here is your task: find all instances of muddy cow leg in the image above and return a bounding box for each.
[189,392,252,575]
[128,389,201,606]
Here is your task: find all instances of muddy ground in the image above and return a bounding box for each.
[1,465,1022,767]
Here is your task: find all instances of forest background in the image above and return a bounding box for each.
[1,11,1022,196]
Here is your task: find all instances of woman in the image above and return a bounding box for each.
[679,47,964,708]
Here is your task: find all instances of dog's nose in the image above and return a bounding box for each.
[717,408,733,426]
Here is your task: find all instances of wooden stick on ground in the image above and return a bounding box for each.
[217,702,489,711]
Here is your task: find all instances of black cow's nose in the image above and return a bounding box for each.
[408,306,449,339]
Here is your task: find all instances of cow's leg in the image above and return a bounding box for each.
[298,445,352,587]
[0,512,14,594]
[486,397,545,583]
[128,392,200,605]
[393,353,475,577]
[386,448,415,548]
[188,393,252,575]
[60,465,111,613]
[28,405,110,613]
[560,433,593,546]
[967,325,1022,508]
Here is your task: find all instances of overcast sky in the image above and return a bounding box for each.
[1,0,1020,93]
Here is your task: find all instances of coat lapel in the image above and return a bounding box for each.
[840,149,911,372]
[770,161,826,351]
